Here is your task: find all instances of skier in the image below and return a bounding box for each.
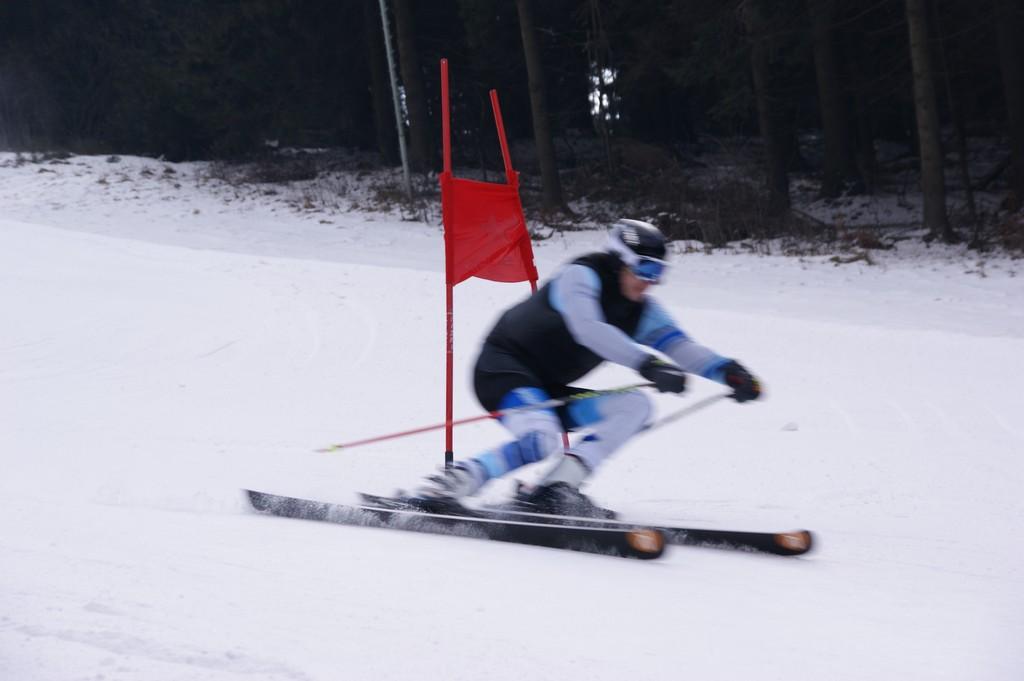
[414,219,761,516]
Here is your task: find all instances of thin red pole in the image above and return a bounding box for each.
[322,410,497,452]
[316,382,655,452]
[441,59,452,176]
[490,90,515,184]
[441,59,455,467]
[445,282,454,466]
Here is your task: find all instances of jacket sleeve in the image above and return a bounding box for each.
[632,299,732,381]
[550,264,650,369]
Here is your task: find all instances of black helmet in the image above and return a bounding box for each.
[607,219,669,282]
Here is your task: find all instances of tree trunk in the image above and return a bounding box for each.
[905,0,954,242]
[845,12,877,194]
[743,0,790,217]
[515,0,566,213]
[852,78,877,194]
[586,0,616,176]
[364,0,398,165]
[995,0,1024,210]
[935,9,978,235]
[392,0,432,171]
[808,0,854,198]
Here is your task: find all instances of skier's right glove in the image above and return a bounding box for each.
[639,356,687,393]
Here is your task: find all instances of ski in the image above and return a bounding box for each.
[244,490,666,560]
[360,493,813,557]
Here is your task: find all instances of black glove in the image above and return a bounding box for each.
[722,360,761,402]
[639,356,687,393]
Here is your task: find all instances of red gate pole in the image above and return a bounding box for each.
[490,90,515,185]
[442,61,452,176]
[441,59,455,467]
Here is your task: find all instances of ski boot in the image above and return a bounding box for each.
[510,453,617,519]
[401,464,483,513]
[514,481,617,519]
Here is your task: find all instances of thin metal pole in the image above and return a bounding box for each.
[377,0,413,199]
[643,393,730,433]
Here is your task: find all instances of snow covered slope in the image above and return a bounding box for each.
[1,154,1022,680]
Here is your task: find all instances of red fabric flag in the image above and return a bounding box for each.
[441,173,537,286]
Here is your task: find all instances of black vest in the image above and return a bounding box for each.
[484,252,646,386]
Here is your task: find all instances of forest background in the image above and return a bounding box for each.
[1,0,1022,252]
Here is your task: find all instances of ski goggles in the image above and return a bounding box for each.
[629,256,668,283]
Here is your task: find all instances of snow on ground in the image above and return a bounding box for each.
[1,153,1023,680]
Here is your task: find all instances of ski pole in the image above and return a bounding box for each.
[316,382,656,452]
[641,391,732,434]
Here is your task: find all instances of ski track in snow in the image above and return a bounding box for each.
[10,624,313,681]
[2,154,1023,680]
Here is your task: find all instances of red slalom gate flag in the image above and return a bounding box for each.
[440,58,537,287]
[441,174,538,285]
[439,59,539,464]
